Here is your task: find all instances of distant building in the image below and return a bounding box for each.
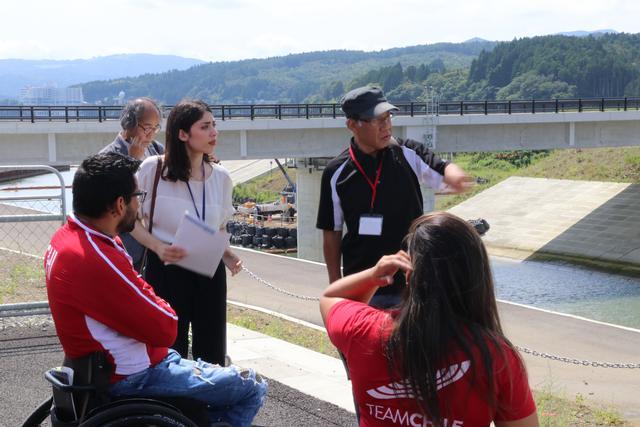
[20,85,84,105]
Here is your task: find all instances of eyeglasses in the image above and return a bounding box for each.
[138,124,161,134]
[359,112,393,127]
[131,189,147,203]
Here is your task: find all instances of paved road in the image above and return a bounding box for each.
[0,319,355,427]
[229,248,640,421]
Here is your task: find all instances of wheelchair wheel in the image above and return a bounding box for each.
[21,397,53,427]
[80,401,197,427]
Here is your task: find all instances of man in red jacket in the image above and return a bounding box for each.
[45,152,266,427]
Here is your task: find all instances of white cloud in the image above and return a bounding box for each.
[0,0,638,61]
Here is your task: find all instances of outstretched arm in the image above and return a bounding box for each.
[443,163,474,193]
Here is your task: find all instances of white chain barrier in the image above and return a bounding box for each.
[515,346,640,369]
[241,266,640,369]
[241,266,320,301]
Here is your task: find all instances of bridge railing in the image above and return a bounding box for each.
[2,97,640,122]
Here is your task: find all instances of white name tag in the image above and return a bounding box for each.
[359,214,383,236]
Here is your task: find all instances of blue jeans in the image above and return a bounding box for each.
[110,350,267,427]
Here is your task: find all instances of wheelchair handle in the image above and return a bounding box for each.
[44,370,96,392]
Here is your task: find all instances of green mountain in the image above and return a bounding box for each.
[78,41,495,104]
[78,33,640,105]
[467,33,640,100]
[357,33,640,102]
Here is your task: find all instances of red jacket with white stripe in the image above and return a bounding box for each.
[45,215,177,382]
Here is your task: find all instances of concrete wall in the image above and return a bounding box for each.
[296,167,324,263]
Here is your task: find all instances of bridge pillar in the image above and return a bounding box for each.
[47,133,57,163]
[295,160,325,263]
[294,158,437,265]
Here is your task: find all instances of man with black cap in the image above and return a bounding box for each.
[316,85,471,308]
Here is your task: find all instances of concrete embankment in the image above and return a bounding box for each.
[448,176,640,271]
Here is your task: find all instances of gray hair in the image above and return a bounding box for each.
[119,97,163,130]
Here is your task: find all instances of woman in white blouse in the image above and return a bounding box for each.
[132,99,241,365]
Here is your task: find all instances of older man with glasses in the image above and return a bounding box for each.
[316,86,472,309]
[100,97,165,160]
[100,97,165,269]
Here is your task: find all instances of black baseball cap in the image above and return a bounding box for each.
[340,86,398,120]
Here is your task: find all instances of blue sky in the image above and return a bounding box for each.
[1,0,638,61]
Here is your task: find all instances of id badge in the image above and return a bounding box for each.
[359,214,383,236]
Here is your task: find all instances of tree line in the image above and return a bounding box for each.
[76,33,640,105]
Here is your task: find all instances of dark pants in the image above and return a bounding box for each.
[145,251,227,365]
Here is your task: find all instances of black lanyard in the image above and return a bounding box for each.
[186,162,206,221]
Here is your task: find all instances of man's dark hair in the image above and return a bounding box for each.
[73,153,141,218]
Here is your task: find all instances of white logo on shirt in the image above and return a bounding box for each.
[44,245,58,281]
[366,360,470,400]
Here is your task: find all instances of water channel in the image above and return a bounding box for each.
[2,170,639,329]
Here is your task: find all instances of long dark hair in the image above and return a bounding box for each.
[163,99,213,182]
[384,212,515,425]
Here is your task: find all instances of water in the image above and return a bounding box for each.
[2,171,639,329]
[492,257,640,329]
[0,168,76,214]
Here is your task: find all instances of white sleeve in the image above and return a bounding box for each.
[400,146,445,190]
[136,155,161,221]
[214,165,236,229]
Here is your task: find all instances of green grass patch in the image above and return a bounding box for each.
[233,167,297,204]
[518,147,640,183]
[227,304,338,358]
[0,254,45,304]
[535,389,625,426]
[436,150,545,210]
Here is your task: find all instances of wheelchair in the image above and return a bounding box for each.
[22,352,229,427]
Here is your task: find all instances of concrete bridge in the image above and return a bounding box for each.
[1,99,640,261]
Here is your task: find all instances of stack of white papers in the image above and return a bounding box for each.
[169,212,230,278]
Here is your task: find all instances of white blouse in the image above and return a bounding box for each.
[136,156,235,244]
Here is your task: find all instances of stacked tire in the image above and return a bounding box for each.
[227,221,297,251]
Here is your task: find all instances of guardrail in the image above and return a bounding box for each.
[1,97,639,122]
[0,165,67,226]
[0,166,67,307]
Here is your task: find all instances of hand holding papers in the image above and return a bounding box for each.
[169,212,230,278]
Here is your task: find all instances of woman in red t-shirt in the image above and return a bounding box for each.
[320,212,539,427]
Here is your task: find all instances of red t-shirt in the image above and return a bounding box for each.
[326,300,536,427]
